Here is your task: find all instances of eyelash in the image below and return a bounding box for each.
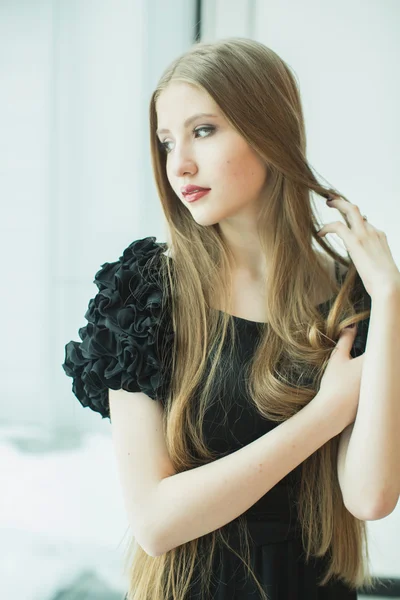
[158,125,215,154]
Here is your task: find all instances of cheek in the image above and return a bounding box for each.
[218,139,264,186]
[214,152,246,184]
[224,160,265,196]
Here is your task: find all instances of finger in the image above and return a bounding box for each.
[326,197,369,237]
[339,325,358,340]
[317,221,354,250]
[331,325,358,356]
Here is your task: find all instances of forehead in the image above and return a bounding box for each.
[156,82,221,133]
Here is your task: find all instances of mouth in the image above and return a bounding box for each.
[183,189,211,203]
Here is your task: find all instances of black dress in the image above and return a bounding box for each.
[62,237,371,600]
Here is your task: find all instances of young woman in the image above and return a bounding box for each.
[62,38,400,600]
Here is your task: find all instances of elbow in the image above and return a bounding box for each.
[344,489,399,521]
[131,485,169,557]
[369,491,399,521]
[146,542,164,558]
[145,517,170,557]
[149,523,174,557]
[367,486,400,520]
[144,479,177,556]
[344,502,380,522]
[138,478,179,557]
[130,510,164,558]
[135,525,163,558]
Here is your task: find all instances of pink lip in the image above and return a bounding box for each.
[184,189,211,203]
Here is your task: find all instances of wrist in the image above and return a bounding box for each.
[311,390,350,437]
[371,280,400,303]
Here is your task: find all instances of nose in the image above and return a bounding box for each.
[170,144,197,180]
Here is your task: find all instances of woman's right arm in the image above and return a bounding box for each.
[152,326,362,556]
[154,393,343,556]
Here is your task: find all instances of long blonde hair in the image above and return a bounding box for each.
[123,37,376,600]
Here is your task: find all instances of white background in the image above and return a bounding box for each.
[0,0,398,598]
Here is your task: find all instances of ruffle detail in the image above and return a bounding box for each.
[62,236,174,419]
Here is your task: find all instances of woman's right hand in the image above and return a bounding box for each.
[314,325,365,433]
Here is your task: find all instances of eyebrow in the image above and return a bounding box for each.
[156,113,218,136]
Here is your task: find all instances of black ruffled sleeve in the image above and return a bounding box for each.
[62,236,174,420]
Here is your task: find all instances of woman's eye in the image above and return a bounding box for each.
[158,125,215,154]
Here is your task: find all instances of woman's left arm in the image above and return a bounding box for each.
[318,195,400,519]
[345,286,400,519]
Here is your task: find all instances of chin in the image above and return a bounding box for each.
[190,213,222,227]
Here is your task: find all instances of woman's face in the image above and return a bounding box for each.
[155,82,269,228]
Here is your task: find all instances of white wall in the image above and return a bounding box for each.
[0,0,195,433]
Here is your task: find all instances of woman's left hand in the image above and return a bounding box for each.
[317,195,400,298]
